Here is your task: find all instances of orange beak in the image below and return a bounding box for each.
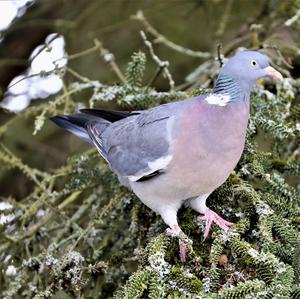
[265,66,283,80]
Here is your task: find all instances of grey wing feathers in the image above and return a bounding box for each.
[86,121,110,161]
[86,103,183,180]
[85,100,192,181]
[102,115,171,179]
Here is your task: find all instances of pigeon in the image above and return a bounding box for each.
[51,50,282,259]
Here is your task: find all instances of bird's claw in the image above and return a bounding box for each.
[198,208,234,239]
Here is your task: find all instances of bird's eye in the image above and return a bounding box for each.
[251,60,257,67]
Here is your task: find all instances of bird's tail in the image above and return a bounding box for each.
[50,113,109,144]
[51,108,138,144]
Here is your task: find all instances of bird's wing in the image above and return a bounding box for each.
[86,101,190,182]
[82,109,140,161]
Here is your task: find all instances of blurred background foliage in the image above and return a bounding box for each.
[0,0,299,298]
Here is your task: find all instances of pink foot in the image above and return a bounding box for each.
[198,208,234,239]
[166,224,188,262]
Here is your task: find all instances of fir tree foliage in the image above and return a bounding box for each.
[0,4,300,299]
[125,51,146,88]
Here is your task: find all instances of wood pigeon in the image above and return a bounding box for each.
[51,50,282,260]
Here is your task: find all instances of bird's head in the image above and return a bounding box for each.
[219,50,283,92]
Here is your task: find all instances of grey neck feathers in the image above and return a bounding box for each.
[213,74,246,102]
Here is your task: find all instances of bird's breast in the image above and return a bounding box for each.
[167,99,250,195]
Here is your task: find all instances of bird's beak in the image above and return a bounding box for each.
[265,66,283,80]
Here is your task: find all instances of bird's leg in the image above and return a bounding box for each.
[188,194,234,238]
[165,224,188,262]
[160,209,191,262]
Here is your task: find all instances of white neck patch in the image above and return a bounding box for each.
[205,93,231,106]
